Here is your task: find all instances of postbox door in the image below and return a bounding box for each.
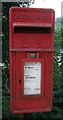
[10,51,53,113]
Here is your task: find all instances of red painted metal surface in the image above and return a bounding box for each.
[9,7,55,113]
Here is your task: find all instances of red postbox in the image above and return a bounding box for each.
[9,7,55,113]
